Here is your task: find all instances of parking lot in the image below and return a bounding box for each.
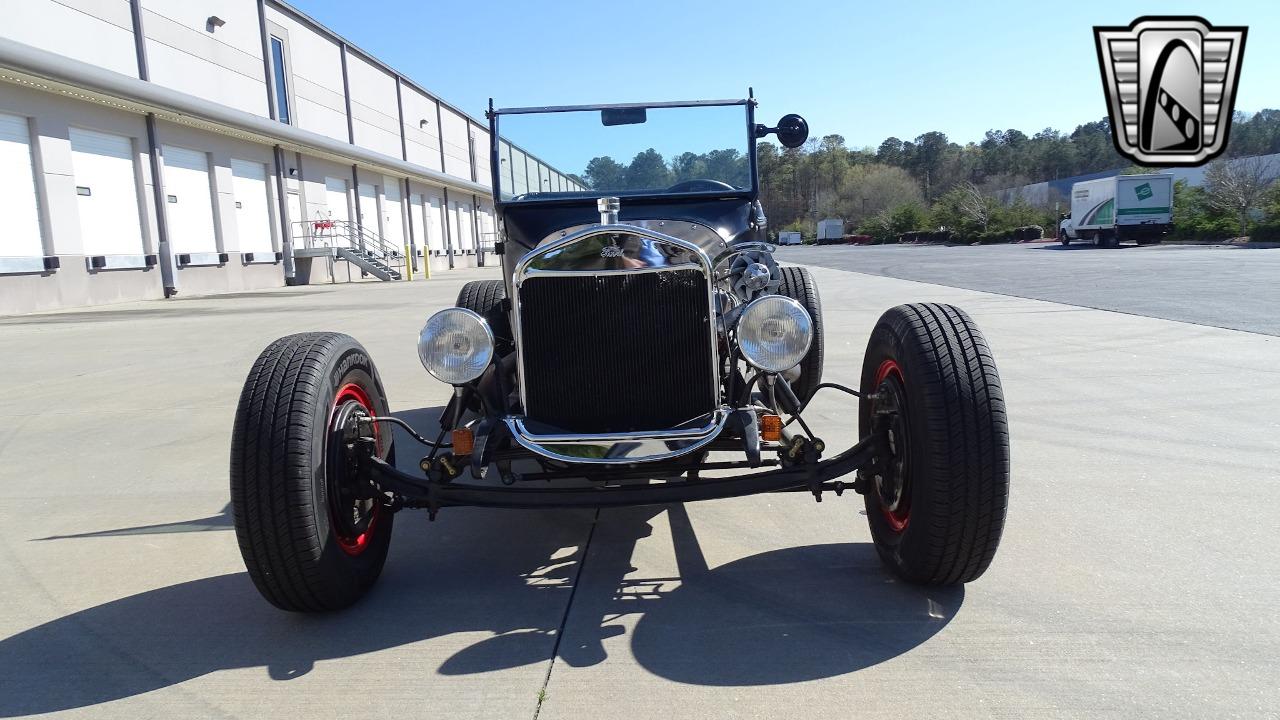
[779,242,1280,336]
[2,249,1278,719]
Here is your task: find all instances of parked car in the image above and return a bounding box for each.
[229,96,1011,611]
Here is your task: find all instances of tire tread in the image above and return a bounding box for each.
[776,266,824,402]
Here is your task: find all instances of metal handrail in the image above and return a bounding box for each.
[291,218,407,279]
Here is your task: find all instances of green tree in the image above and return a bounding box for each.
[1168,179,1239,240]
[835,163,922,226]
[702,148,748,187]
[1203,157,1276,238]
[625,149,673,189]
[583,156,626,190]
[876,137,907,166]
[909,131,952,200]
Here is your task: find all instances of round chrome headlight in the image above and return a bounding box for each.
[417,307,495,384]
[737,295,813,373]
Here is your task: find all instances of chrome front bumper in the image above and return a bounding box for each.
[503,408,731,464]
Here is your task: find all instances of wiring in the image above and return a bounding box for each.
[780,381,862,429]
[367,415,452,448]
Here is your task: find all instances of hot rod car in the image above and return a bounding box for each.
[230,95,1010,611]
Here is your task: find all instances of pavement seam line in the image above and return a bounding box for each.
[533,507,600,720]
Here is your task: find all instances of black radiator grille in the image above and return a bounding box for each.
[518,270,716,433]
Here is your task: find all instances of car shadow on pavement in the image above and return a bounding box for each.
[552,504,962,685]
[0,507,596,717]
[2,431,960,715]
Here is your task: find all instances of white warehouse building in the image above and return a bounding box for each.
[0,0,582,315]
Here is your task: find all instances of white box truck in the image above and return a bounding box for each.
[1059,174,1173,247]
[816,218,845,245]
[777,231,802,246]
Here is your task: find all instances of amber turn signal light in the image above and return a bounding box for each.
[760,414,782,442]
[452,428,474,456]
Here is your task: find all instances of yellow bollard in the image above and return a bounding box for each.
[403,243,413,281]
[423,249,432,280]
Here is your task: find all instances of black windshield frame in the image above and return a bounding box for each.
[487,98,760,207]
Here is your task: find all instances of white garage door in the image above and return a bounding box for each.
[230,159,273,255]
[0,114,43,257]
[69,127,144,256]
[287,191,302,231]
[409,193,425,252]
[357,183,379,235]
[162,145,216,255]
[454,201,472,251]
[382,180,404,248]
[479,208,495,248]
[426,195,445,253]
[324,176,349,222]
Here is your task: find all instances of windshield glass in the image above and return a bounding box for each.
[493,103,752,201]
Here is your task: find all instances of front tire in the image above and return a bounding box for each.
[230,332,395,611]
[858,304,1009,585]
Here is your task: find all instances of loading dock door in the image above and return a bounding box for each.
[69,127,145,256]
[357,183,379,237]
[454,201,472,252]
[161,145,216,254]
[287,191,302,237]
[427,195,445,254]
[0,113,43,257]
[479,208,495,250]
[382,181,404,249]
[409,193,425,256]
[230,159,273,255]
[324,176,350,223]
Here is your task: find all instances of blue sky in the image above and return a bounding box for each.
[293,0,1278,173]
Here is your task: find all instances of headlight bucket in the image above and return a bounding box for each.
[417,307,495,384]
[736,295,813,373]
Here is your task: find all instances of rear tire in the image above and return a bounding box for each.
[230,332,394,612]
[776,266,824,403]
[457,279,505,316]
[858,304,1009,585]
[457,279,509,345]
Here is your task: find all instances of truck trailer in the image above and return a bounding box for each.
[816,218,845,245]
[1059,174,1173,247]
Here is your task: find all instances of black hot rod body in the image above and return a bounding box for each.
[228,96,1010,612]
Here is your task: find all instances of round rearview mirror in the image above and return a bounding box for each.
[776,114,809,149]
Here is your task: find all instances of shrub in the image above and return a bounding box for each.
[1250,223,1280,242]
[976,229,1013,244]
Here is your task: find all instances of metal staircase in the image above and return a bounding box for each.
[293,219,406,281]
[336,246,401,280]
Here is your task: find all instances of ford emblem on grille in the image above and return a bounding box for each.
[599,245,625,258]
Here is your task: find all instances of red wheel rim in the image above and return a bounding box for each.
[873,359,910,533]
[329,383,381,556]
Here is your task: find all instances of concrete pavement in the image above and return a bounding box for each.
[0,260,1276,719]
